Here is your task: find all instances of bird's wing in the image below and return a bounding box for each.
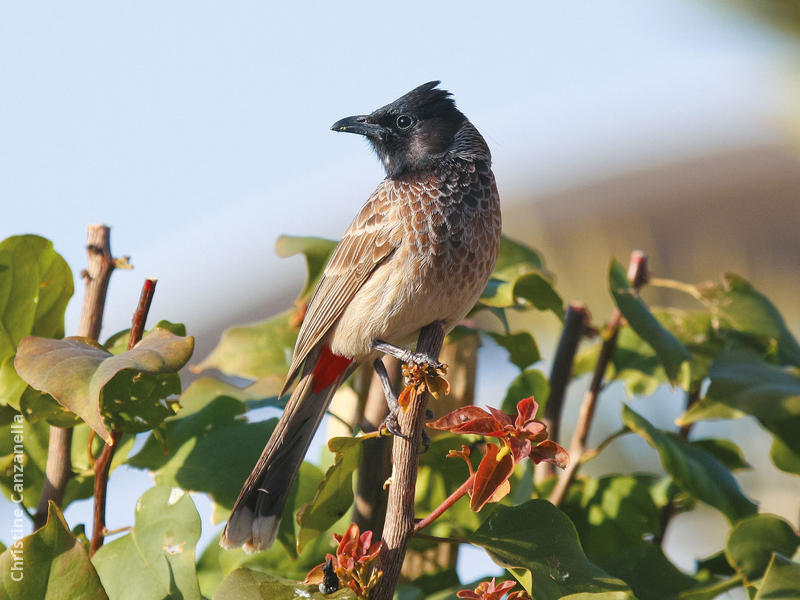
[284,180,401,386]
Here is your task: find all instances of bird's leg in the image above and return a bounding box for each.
[373,358,431,450]
[372,358,405,438]
[372,340,445,371]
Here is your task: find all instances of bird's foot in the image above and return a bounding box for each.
[402,350,445,371]
[372,340,445,372]
[382,411,407,439]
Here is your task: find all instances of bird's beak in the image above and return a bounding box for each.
[331,115,383,137]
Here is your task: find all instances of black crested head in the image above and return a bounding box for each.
[331,81,477,179]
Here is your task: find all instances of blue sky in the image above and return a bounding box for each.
[2,1,793,342]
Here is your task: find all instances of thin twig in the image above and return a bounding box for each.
[402,335,479,580]
[413,474,474,533]
[90,278,157,556]
[127,278,157,350]
[578,427,630,464]
[371,322,445,600]
[536,303,590,482]
[89,430,122,556]
[34,225,117,529]
[550,251,648,506]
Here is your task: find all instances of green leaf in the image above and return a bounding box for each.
[725,515,799,580]
[274,235,338,301]
[575,310,719,399]
[561,475,698,600]
[575,327,665,398]
[0,417,49,510]
[92,485,201,600]
[199,525,342,599]
[702,350,800,421]
[0,358,28,411]
[19,387,82,427]
[14,328,194,442]
[0,419,111,514]
[695,550,735,578]
[487,331,541,370]
[652,310,720,385]
[677,350,800,475]
[769,429,800,476]
[296,436,364,553]
[0,403,18,426]
[676,575,743,600]
[63,424,134,508]
[193,309,297,381]
[754,554,800,600]
[622,405,757,522]
[480,274,563,318]
[213,567,356,600]
[493,236,544,275]
[478,236,562,318]
[0,235,73,408]
[0,502,108,600]
[689,439,750,471]
[276,462,324,558]
[676,395,745,424]
[103,320,187,356]
[698,274,800,367]
[609,259,691,385]
[127,380,276,511]
[513,272,564,316]
[502,369,549,416]
[469,500,633,599]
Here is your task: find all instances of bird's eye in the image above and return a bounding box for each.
[395,114,414,130]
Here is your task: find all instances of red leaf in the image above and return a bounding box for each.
[487,406,514,429]
[514,397,539,428]
[429,406,505,436]
[529,440,570,469]
[509,437,532,463]
[470,444,516,512]
[520,420,547,440]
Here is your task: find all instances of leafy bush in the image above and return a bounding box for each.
[1,231,798,600]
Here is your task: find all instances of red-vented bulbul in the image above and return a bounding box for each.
[222,81,501,551]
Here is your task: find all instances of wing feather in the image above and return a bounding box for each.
[284,181,400,387]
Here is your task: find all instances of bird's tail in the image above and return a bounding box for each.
[221,353,352,552]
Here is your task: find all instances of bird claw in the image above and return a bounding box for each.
[382,413,430,451]
[383,412,408,439]
[401,349,444,371]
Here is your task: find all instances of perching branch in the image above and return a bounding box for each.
[353,357,399,536]
[34,224,119,529]
[401,333,479,580]
[90,278,157,556]
[550,251,648,506]
[536,303,590,482]
[371,321,445,600]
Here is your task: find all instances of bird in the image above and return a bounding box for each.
[221,81,502,552]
